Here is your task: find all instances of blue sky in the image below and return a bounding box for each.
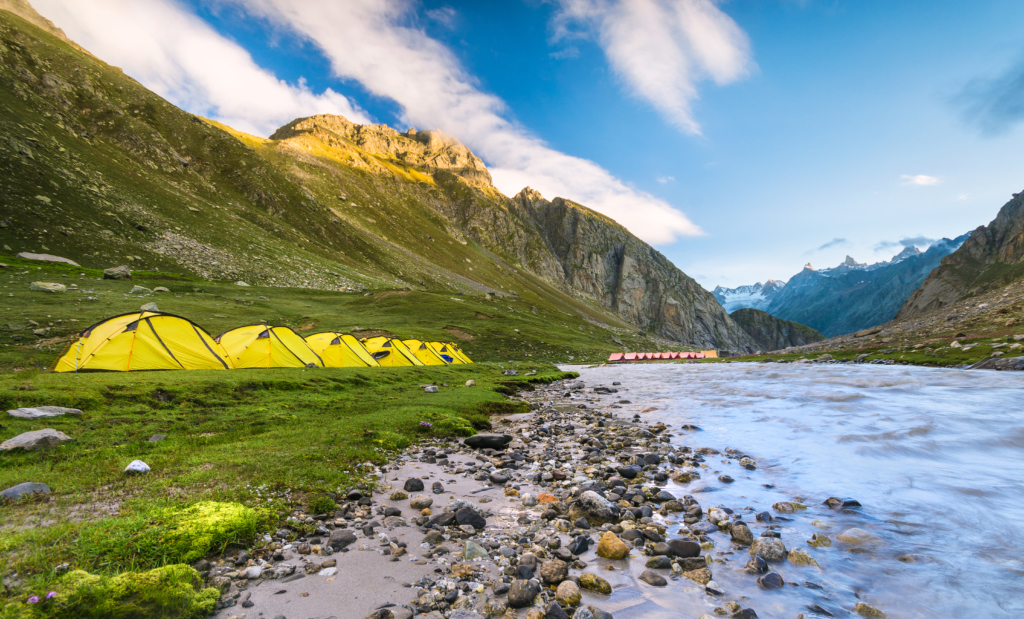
[33,0,1024,288]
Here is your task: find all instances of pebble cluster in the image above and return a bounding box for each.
[211,377,884,619]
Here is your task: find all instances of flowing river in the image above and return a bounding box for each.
[563,362,1024,618]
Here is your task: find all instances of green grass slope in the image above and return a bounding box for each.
[0,8,751,351]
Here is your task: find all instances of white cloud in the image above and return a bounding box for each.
[900,174,941,186]
[956,193,969,201]
[230,0,703,243]
[656,175,675,184]
[32,0,369,136]
[552,0,754,134]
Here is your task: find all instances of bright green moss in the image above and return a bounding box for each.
[49,565,218,619]
[161,502,263,564]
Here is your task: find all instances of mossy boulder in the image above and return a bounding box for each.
[50,565,218,618]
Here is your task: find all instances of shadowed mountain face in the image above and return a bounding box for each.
[898,192,1024,319]
[0,9,754,351]
[729,308,824,352]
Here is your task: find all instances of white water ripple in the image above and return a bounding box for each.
[567,363,1024,618]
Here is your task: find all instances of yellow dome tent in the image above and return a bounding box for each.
[304,333,380,367]
[443,342,473,364]
[426,342,467,364]
[402,339,450,365]
[217,325,323,369]
[361,336,424,367]
[53,311,231,372]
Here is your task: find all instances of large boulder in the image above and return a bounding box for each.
[7,406,82,419]
[463,434,512,449]
[595,532,630,560]
[29,282,65,293]
[103,266,132,280]
[749,537,787,562]
[1,482,51,501]
[568,491,620,526]
[0,429,73,451]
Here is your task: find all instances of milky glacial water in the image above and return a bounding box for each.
[566,363,1024,618]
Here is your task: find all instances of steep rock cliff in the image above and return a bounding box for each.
[729,308,824,352]
[898,192,1024,318]
[512,189,756,352]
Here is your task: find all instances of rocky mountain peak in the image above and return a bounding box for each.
[892,245,922,262]
[515,187,546,204]
[270,114,493,188]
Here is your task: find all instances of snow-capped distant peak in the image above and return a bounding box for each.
[891,246,922,263]
[713,280,786,313]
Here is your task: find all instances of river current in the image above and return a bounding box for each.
[564,363,1024,618]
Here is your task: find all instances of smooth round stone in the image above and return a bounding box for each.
[757,571,785,589]
[639,570,667,586]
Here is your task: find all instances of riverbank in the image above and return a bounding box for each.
[205,368,912,619]
[0,363,575,617]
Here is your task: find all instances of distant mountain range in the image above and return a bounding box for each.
[715,236,968,337]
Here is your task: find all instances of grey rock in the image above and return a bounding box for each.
[507,579,540,608]
[130,285,152,295]
[148,434,166,443]
[455,506,485,530]
[539,559,568,584]
[639,570,667,586]
[409,495,433,510]
[7,406,82,419]
[545,601,570,619]
[403,478,424,492]
[140,302,159,312]
[750,537,787,561]
[568,490,620,526]
[645,556,672,569]
[103,266,131,280]
[744,556,768,574]
[969,356,1024,371]
[423,385,439,393]
[0,429,73,451]
[463,434,512,449]
[667,538,701,558]
[328,529,357,550]
[1,482,51,501]
[757,571,785,589]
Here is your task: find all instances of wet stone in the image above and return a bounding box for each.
[757,571,785,590]
[639,570,667,586]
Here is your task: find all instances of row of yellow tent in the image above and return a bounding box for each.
[52,311,472,372]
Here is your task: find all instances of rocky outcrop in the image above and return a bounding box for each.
[512,189,757,352]
[270,115,493,188]
[729,308,823,352]
[898,192,1024,319]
